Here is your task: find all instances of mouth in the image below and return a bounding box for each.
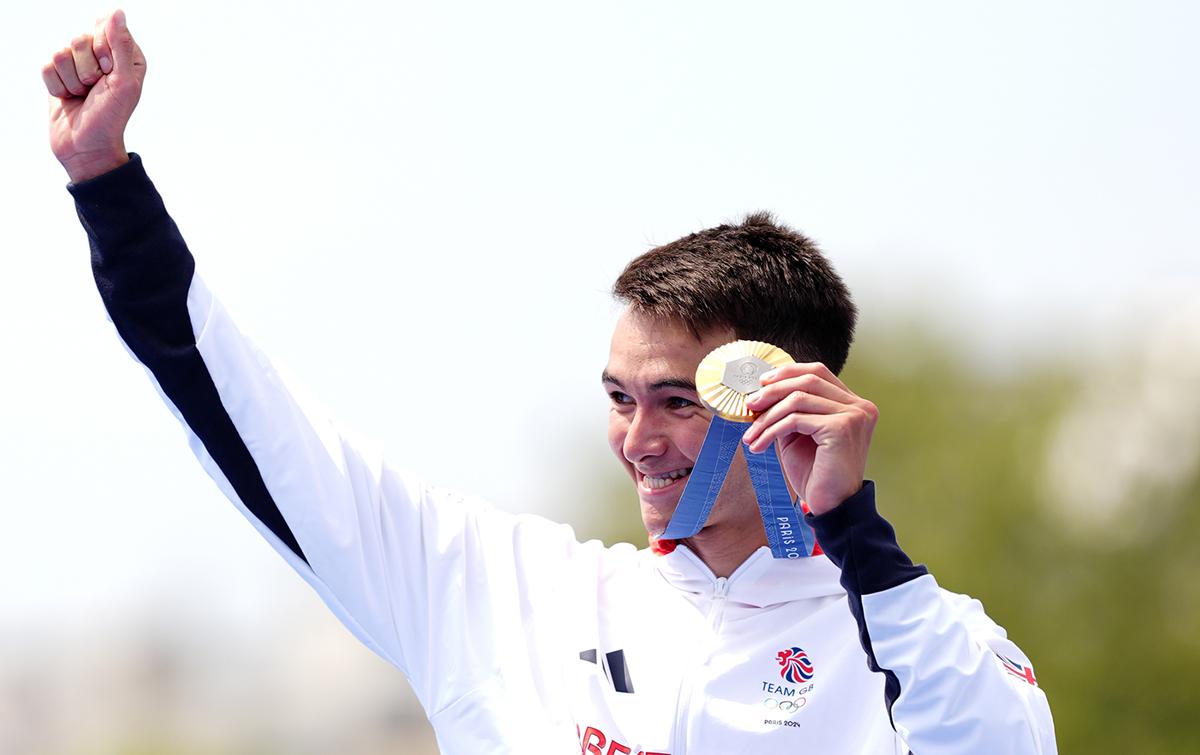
[638,467,694,494]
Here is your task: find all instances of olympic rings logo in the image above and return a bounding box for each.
[763,696,807,713]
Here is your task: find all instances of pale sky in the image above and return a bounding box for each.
[2,0,1197,626]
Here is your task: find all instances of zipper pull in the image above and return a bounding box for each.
[713,576,729,600]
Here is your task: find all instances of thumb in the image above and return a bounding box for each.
[106,10,141,79]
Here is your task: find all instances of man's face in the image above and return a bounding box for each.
[604,310,756,539]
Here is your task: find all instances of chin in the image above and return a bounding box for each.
[639,496,679,539]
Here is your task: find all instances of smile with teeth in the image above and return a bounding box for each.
[641,468,693,490]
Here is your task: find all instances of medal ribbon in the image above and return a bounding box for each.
[659,416,817,559]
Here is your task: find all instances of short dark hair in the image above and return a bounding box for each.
[612,212,857,374]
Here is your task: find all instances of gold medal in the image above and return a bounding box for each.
[695,340,795,421]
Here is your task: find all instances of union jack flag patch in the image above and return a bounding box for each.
[997,654,1038,686]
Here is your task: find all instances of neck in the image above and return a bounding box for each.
[681,521,769,579]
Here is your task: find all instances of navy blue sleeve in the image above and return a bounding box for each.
[807,481,927,595]
[69,155,307,564]
[807,481,927,725]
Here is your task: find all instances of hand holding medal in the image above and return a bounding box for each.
[742,358,878,518]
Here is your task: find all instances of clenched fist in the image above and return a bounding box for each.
[43,10,146,183]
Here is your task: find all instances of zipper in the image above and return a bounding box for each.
[671,576,731,754]
[709,577,729,632]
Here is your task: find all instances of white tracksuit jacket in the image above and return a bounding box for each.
[69,155,1057,754]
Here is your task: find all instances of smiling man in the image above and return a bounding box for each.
[47,11,1056,754]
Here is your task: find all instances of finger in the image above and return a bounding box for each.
[745,413,825,454]
[105,10,137,74]
[52,47,87,96]
[93,17,113,74]
[743,392,842,449]
[41,62,69,98]
[761,362,851,394]
[747,372,857,414]
[71,34,102,86]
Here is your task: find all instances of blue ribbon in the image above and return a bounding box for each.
[659,416,817,559]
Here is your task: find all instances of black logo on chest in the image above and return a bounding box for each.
[579,648,636,694]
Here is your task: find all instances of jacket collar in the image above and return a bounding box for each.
[652,544,844,608]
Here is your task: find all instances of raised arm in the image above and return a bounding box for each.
[43,10,415,668]
[43,13,588,724]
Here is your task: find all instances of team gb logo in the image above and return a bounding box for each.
[776,647,815,683]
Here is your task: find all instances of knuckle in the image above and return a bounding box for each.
[72,35,92,51]
[53,48,73,65]
[786,390,808,409]
[797,373,821,390]
[848,404,876,426]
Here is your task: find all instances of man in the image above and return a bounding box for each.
[45,11,1056,754]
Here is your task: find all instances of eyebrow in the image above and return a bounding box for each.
[601,371,697,393]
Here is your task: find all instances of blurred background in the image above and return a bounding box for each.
[2,1,1198,753]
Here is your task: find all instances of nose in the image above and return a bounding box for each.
[623,408,668,464]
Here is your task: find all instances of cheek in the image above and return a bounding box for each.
[607,412,630,461]
[679,417,711,461]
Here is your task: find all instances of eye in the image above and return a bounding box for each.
[666,396,697,410]
[608,390,634,406]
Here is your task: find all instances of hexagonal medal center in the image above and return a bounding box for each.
[721,356,771,395]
